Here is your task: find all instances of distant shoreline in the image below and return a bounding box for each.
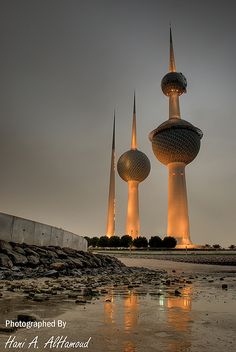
[94,250,236,266]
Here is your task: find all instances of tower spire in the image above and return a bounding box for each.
[112,110,115,150]
[106,111,115,237]
[131,92,137,150]
[169,25,176,72]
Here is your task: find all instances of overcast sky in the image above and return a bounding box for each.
[0,0,235,246]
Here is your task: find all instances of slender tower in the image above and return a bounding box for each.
[106,113,115,237]
[149,28,203,247]
[117,94,150,239]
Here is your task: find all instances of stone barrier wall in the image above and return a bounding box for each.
[0,212,87,251]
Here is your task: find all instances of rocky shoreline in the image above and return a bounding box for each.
[0,240,141,281]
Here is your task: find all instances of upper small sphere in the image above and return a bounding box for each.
[161,72,187,96]
[117,149,151,182]
[149,118,203,165]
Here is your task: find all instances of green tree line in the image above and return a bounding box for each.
[84,235,177,249]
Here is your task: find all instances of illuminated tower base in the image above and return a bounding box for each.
[126,180,140,238]
[167,162,191,246]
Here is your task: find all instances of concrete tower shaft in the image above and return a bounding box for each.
[126,180,140,238]
[167,162,190,245]
[106,113,115,237]
[149,27,203,247]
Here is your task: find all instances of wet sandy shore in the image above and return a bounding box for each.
[119,257,236,273]
[0,258,236,352]
[95,250,236,266]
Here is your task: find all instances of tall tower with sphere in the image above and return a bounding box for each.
[106,113,115,237]
[149,28,203,247]
[117,95,150,239]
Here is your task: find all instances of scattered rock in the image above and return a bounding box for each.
[24,247,39,257]
[68,292,79,298]
[13,245,26,255]
[174,289,181,296]
[27,255,40,267]
[17,314,37,322]
[11,272,25,280]
[0,240,159,280]
[50,262,66,271]
[4,250,28,266]
[75,299,86,304]
[43,270,59,278]
[0,324,17,333]
[0,240,12,252]
[0,253,13,268]
[100,289,108,294]
[32,294,49,302]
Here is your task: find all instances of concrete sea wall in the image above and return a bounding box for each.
[0,212,87,251]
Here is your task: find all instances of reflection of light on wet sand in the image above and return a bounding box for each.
[104,296,116,324]
[123,340,136,352]
[166,286,192,311]
[102,285,193,352]
[165,286,192,351]
[123,292,138,352]
[103,291,138,351]
[124,292,139,332]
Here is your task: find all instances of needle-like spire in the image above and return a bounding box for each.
[169,25,176,72]
[131,92,137,150]
[112,110,115,150]
[106,111,116,237]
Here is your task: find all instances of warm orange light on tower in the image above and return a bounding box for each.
[106,113,115,237]
[117,94,150,239]
[149,27,203,247]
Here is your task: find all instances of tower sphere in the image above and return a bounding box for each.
[161,72,187,96]
[149,118,203,165]
[117,149,150,182]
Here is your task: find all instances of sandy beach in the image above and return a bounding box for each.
[95,250,236,266]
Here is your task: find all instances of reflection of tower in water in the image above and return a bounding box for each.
[123,292,138,352]
[124,292,139,332]
[103,291,138,352]
[104,296,116,325]
[166,286,192,331]
[165,286,192,352]
[103,286,193,352]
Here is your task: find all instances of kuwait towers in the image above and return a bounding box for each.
[117,95,150,239]
[149,28,203,247]
[106,113,115,237]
